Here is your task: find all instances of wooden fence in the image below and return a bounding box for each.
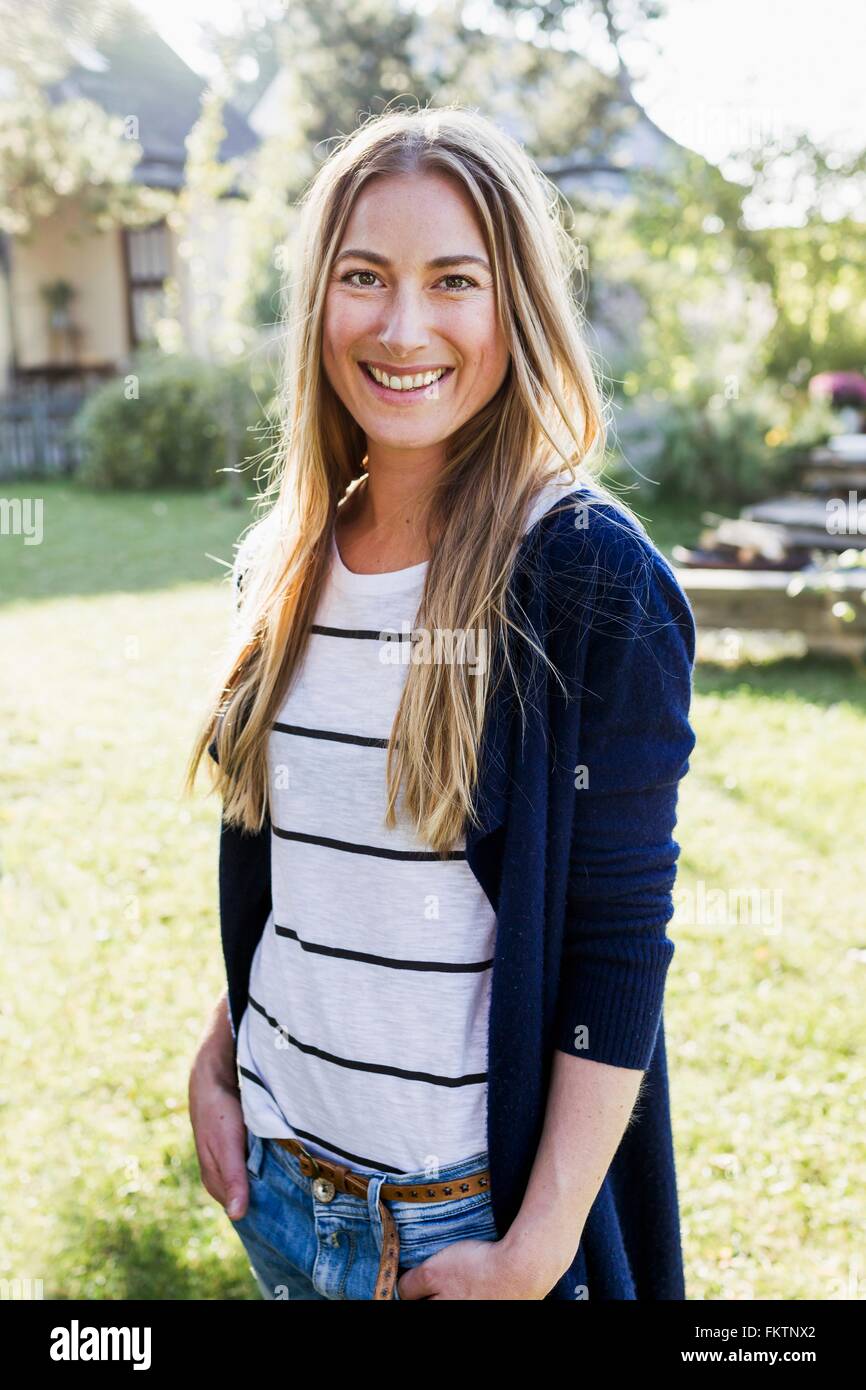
[0,385,87,478]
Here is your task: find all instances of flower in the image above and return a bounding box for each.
[808,371,866,407]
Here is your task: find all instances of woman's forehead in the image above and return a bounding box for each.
[341,171,485,244]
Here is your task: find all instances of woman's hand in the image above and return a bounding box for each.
[396,1236,569,1300]
[188,995,249,1221]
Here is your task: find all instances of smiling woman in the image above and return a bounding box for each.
[323,172,509,452]
[184,106,697,1303]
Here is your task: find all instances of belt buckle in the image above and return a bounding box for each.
[312,1174,337,1203]
[297,1146,338,1203]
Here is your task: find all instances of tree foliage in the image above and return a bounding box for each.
[0,0,171,235]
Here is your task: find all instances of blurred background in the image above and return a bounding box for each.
[0,0,863,1301]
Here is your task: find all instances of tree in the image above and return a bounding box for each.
[0,0,172,235]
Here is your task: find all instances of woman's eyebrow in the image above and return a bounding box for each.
[334,248,491,272]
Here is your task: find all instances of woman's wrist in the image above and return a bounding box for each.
[499,1211,583,1291]
[191,992,238,1092]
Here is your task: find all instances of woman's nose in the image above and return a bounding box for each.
[377,288,431,359]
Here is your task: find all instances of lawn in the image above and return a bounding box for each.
[0,479,863,1300]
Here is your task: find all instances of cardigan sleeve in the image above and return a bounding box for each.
[207,521,266,766]
[551,527,697,1071]
[208,523,274,1040]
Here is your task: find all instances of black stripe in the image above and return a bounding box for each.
[239,1064,270,1092]
[272,720,389,748]
[237,1066,408,1172]
[272,825,465,861]
[248,994,487,1088]
[274,922,493,973]
[311,623,414,641]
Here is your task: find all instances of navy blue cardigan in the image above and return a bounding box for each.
[208,486,698,1300]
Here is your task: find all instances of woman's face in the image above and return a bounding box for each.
[322,171,510,460]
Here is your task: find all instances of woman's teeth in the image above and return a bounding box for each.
[365,364,447,391]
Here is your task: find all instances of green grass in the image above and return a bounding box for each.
[0,480,258,602]
[0,479,863,1300]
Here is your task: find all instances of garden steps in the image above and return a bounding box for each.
[671,435,866,655]
[676,565,866,658]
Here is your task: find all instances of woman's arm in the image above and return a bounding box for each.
[398,528,698,1300]
[192,988,237,1088]
[513,538,696,1282]
[188,528,273,1220]
[499,1052,645,1290]
[508,534,698,1290]
[399,1055,645,1301]
[188,990,250,1220]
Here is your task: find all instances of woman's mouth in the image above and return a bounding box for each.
[358,361,454,400]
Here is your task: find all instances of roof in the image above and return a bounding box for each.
[45,20,259,191]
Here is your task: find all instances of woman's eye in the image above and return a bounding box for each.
[341,270,381,288]
[439,274,476,291]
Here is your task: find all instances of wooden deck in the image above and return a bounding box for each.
[676,566,866,658]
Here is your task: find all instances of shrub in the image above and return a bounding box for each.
[71,353,264,490]
[622,387,838,507]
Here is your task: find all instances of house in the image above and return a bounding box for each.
[246,48,692,375]
[0,17,259,396]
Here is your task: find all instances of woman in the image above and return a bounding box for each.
[185,106,697,1301]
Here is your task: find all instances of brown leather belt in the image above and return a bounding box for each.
[275,1137,492,1300]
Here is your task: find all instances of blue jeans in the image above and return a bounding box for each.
[229,1125,498,1300]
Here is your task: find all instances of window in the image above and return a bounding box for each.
[123,221,172,346]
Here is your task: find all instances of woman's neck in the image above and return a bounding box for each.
[336,464,439,573]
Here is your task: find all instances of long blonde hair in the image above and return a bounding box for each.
[184,104,642,854]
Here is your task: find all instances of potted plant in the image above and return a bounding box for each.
[40,279,77,331]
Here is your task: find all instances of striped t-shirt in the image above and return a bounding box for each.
[236,473,582,1176]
